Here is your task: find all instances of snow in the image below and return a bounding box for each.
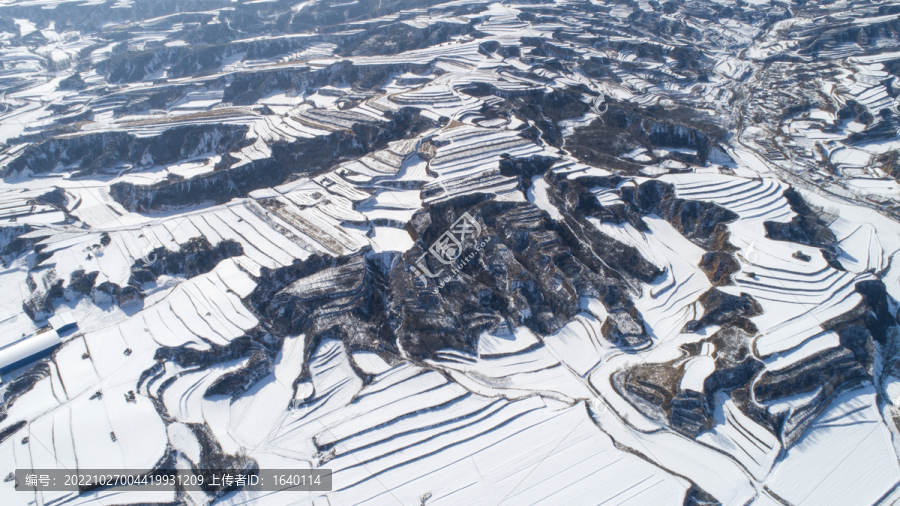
[368,226,414,253]
[54,336,100,398]
[527,175,562,220]
[221,337,690,506]
[765,386,900,505]
[543,313,606,376]
[680,355,715,393]
[477,325,539,356]
[592,214,711,342]
[1,3,900,505]
[167,422,201,463]
[698,392,780,480]
[352,351,392,374]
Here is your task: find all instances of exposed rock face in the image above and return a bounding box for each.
[602,311,649,348]
[3,125,251,178]
[670,390,712,437]
[118,286,144,308]
[263,252,396,368]
[683,289,762,334]
[566,104,726,174]
[5,0,900,503]
[204,349,272,399]
[251,190,663,368]
[621,180,738,250]
[189,423,258,497]
[699,252,740,286]
[0,225,34,265]
[628,281,894,450]
[153,331,278,371]
[876,150,900,181]
[763,188,844,270]
[109,107,435,212]
[853,280,896,345]
[543,177,662,287]
[35,187,68,210]
[755,345,870,447]
[19,236,243,325]
[23,268,63,320]
[700,327,768,427]
[755,347,869,405]
[66,270,99,298]
[93,281,121,305]
[684,485,721,506]
[344,19,480,57]
[616,325,768,439]
[0,363,50,427]
[127,237,243,285]
[815,279,898,375]
[613,362,678,426]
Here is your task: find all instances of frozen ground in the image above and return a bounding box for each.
[2,0,900,505]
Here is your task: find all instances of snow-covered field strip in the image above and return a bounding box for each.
[215,338,691,506]
[591,215,711,341]
[697,392,780,481]
[28,184,372,302]
[0,285,187,504]
[421,126,550,203]
[3,2,900,506]
[763,386,900,506]
[660,173,870,361]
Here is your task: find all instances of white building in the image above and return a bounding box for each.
[48,312,77,333]
[0,331,61,375]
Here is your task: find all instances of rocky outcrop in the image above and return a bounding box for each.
[683,289,762,333]
[3,125,251,178]
[189,423,258,497]
[541,174,662,285]
[763,188,840,270]
[126,237,243,286]
[617,327,767,439]
[223,60,430,106]
[0,362,50,427]
[0,224,32,265]
[23,268,63,321]
[110,107,435,212]
[566,103,727,174]
[853,279,896,345]
[670,390,712,437]
[621,180,738,250]
[699,251,740,286]
[65,270,99,299]
[251,190,662,371]
[342,18,480,57]
[754,346,869,446]
[204,349,272,400]
[613,362,678,426]
[683,485,722,506]
[819,279,896,371]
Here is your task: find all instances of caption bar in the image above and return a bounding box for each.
[15,469,332,492]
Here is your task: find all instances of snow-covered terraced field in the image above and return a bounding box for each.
[660,174,870,360]
[214,338,692,506]
[3,0,900,505]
